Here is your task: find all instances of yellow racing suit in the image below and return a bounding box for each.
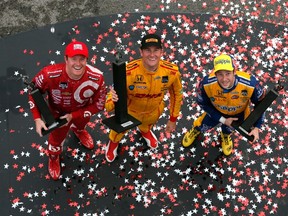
[105,59,183,142]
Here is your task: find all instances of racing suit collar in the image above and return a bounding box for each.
[141,63,158,74]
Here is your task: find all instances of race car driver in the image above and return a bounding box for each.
[28,41,106,180]
[182,53,266,156]
[105,33,183,162]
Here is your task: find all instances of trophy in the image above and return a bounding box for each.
[102,44,141,133]
[232,78,285,141]
[22,75,67,136]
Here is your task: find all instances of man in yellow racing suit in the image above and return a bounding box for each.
[105,33,183,162]
[182,54,266,156]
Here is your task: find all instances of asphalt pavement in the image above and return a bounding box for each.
[0,1,287,216]
[0,0,287,39]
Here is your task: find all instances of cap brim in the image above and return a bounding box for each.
[141,43,162,49]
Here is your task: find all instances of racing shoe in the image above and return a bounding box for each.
[182,127,201,147]
[220,132,233,156]
[140,130,158,149]
[105,140,119,162]
[48,154,60,180]
[74,130,94,150]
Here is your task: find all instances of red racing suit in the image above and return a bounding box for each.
[29,63,106,155]
[105,59,183,142]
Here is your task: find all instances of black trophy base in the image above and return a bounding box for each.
[232,88,280,142]
[41,118,67,136]
[102,114,141,133]
[231,121,254,142]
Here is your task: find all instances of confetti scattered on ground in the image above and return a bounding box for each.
[0,10,287,216]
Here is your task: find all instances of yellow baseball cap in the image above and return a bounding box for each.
[213,54,234,73]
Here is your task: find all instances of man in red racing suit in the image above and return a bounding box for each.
[105,33,183,162]
[28,41,106,180]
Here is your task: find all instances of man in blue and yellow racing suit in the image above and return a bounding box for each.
[182,53,266,156]
[105,33,183,162]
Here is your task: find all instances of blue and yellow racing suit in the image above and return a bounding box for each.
[194,70,266,134]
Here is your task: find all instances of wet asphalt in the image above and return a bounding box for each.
[0,0,286,39]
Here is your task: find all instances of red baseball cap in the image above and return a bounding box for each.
[65,41,88,58]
